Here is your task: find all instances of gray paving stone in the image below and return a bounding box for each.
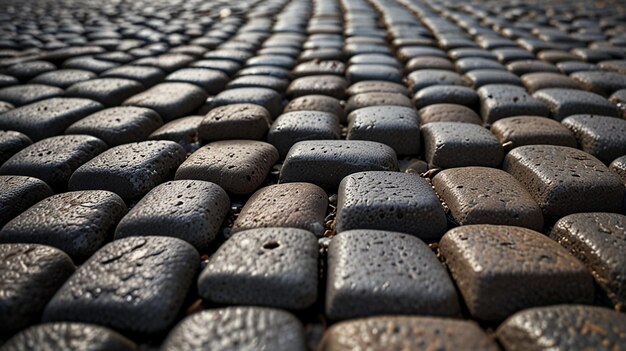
[175,140,278,194]
[0,175,52,227]
[280,140,398,189]
[464,69,523,88]
[161,307,306,351]
[599,59,626,74]
[493,48,535,64]
[198,228,318,309]
[407,69,467,95]
[115,180,229,251]
[496,305,626,351]
[506,59,560,75]
[0,84,63,106]
[292,60,345,77]
[232,182,327,236]
[211,87,283,118]
[533,88,620,120]
[326,230,460,321]
[268,111,340,159]
[455,57,506,73]
[561,114,626,164]
[557,61,600,75]
[199,104,270,142]
[100,65,166,87]
[571,70,626,97]
[433,167,543,230]
[449,48,497,60]
[69,140,186,199]
[478,84,549,124]
[550,212,626,310]
[0,244,75,334]
[345,92,412,114]
[336,171,446,239]
[62,57,118,74]
[0,97,103,141]
[1,322,137,351]
[0,74,18,88]
[237,65,291,80]
[0,101,13,113]
[346,80,409,96]
[422,122,503,168]
[320,316,499,351]
[165,68,228,94]
[190,59,241,76]
[491,116,577,148]
[609,88,626,106]
[418,104,482,125]
[0,188,126,261]
[440,225,594,322]
[406,56,455,72]
[349,54,400,68]
[148,116,203,145]
[5,61,56,82]
[132,53,194,72]
[0,135,107,191]
[610,155,626,185]
[30,69,97,88]
[65,106,163,147]
[225,73,287,92]
[42,236,198,333]
[346,64,402,84]
[503,145,624,217]
[520,72,581,93]
[283,95,345,123]
[346,106,420,155]
[66,78,145,107]
[123,82,208,122]
[286,75,348,99]
[0,130,32,165]
[413,85,479,109]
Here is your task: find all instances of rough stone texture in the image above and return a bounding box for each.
[413,85,479,109]
[464,69,523,88]
[1,322,137,351]
[65,106,163,146]
[345,92,412,114]
[0,101,14,113]
[433,167,543,230]
[507,60,559,75]
[69,140,187,199]
[199,104,271,142]
[101,65,166,87]
[122,82,208,121]
[532,88,620,121]
[336,171,446,239]
[561,114,626,164]
[571,71,626,96]
[175,140,278,194]
[320,316,499,351]
[165,68,228,94]
[406,69,467,94]
[211,87,283,118]
[345,80,408,96]
[455,57,506,73]
[148,116,203,144]
[0,130,32,165]
[30,69,97,88]
[4,61,56,81]
[0,135,108,191]
[280,140,399,189]
[66,78,145,107]
[115,180,229,251]
[406,56,455,72]
[611,155,626,185]
[0,84,64,106]
[0,97,104,141]
[42,236,199,334]
[521,72,581,93]
[550,212,626,310]
[161,307,306,351]
[496,305,626,351]
[346,64,402,83]
[326,230,460,321]
[286,75,348,99]
[491,116,577,148]
[440,225,594,321]
[503,145,624,217]
[0,244,75,334]
[226,75,289,92]
[232,182,327,236]
[283,95,345,123]
[293,60,345,77]
[478,84,549,124]
[268,111,340,158]
[0,175,53,227]
[418,104,482,126]
[422,122,503,168]
[0,190,127,262]
[198,228,318,309]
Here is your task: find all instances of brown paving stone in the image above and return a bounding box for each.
[199,104,271,142]
[418,103,482,126]
[491,116,577,148]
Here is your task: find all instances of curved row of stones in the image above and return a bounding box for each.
[0,0,626,349]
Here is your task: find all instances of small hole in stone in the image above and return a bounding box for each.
[263,241,279,250]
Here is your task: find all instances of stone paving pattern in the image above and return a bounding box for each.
[0,0,625,349]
